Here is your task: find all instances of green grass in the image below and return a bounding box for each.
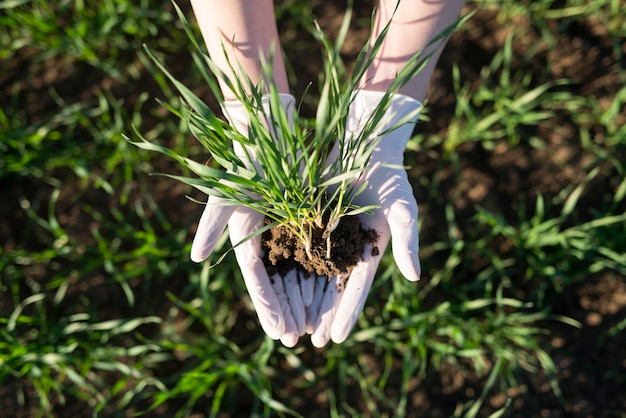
[1,0,625,417]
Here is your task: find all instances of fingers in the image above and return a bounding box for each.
[190,195,235,263]
[192,200,293,340]
[282,270,306,337]
[372,169,421,282]
[306,275,327,334]
[278,270,317,347]
[325,209,388,343]
[320,201,416,344]
[330,243,381,344]
[385,192,421,282]
[300,270,315,307]
[270,272,300,347]
[229,208,286,339]
[310,275,347,348]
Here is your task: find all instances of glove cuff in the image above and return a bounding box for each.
[347,89,422,153]
[221,93,296,135]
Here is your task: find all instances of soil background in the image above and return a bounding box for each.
[1,0,625,417]
[282,3,626,417]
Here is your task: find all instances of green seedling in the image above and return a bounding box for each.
[129,2,461,271]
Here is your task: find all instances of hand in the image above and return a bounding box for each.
[305,90,423,347]
[191,94,307,347]
[191,91,422,348]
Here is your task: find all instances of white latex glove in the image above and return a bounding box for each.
[307,90,423,347]
[190,94,306,347]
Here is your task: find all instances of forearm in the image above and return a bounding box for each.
[361,0,466,101]
[190,0,289,100]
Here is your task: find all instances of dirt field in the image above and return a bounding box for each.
[1,1,625,416]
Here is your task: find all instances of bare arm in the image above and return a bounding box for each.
[190,0,289,100]
[361,0,466,101]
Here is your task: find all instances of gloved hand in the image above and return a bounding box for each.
[190,93,306,347]
[305,90,423,347]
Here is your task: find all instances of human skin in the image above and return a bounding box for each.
[190,0,290,100]
[361,0,466,100]
[190,0,466,101]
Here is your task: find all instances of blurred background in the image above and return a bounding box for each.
[1,0,625,416]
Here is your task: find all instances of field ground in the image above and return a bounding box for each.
[1,0,625,417]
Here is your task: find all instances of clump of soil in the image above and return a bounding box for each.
[262,215,379,278]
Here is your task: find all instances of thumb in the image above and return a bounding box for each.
[330,253,379,344]
[229,207,286,340]
[190,195,235,263]
[386,197,421,282]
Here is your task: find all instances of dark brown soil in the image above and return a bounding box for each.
[262,214,379,277]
